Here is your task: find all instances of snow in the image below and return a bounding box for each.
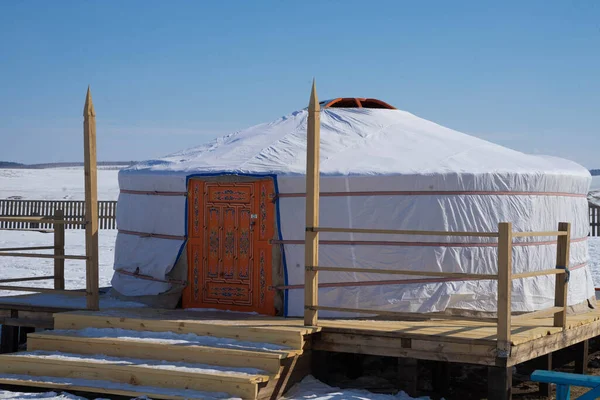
[0,373,237,399]
[0,375,431,400]
[283,376,432,400]
[0,167,120,201]
[52,327,290,351]
[13,351,266,377]
[0,230,118,297]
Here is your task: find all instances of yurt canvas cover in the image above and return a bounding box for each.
[112,105,594,317]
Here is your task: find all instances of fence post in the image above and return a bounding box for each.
[497,222,512,357]
[554,222,571,328]
[83,87,100,310]
[53,209,65,290]
[304,79,320,327]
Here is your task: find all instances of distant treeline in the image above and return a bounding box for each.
[591,170,600,176]
[0,161,136,169]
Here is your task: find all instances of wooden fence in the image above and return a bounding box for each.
[0,200,116,230]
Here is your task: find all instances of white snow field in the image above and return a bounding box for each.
[0,167,437,399]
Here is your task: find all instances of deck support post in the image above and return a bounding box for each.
[574,340,589,374]
[304,80,320,326]
[488,366,512,400]
[554,222,571,328]
[83,87,99,311]
[1,311,19,354]
[431,361,451,397]
[534,353,553,398]
[398,357,418,397]
[497,222,513,357]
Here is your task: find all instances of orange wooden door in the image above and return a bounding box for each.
[183,179,276,315]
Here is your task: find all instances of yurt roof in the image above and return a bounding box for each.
[124,104,588,182]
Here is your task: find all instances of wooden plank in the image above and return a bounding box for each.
[497,222,513,357]
[554,222,571,328]
[512,269,565,279]
[2,318,53,329]
[315,266,497,279]
[53,313,307,348]
[0,286,86,295]
[53,209,65,290]
[83,87,100,310]
[0,276,54,283]
[314,226,499,237]
[0,378,194,400]
[27,332,295,374]
[512,231,567,237]
[0,355,266,399]
[304,80,320,327]
[512,307,563,321]
[509,320,600,365]
[314,305,497,322]
[313,336,496,365]
[0,216,80,224]
[0,252,87,260]
[0,246,54,251]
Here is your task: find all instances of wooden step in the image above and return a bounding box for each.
[0,375,235,400]
[54,309,318,349]
[27,328,302,374]
[0,351,270,399]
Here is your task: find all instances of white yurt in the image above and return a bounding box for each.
[111,97,594,317]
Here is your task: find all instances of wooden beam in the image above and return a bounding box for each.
[512,269,565,279]
[313,305,497,322]
[0,286,86,295]
[83,86,99,310]
[0,252,87,260]
[554,222,571,328]
[512,231,568,237]
[304,79,320,327]
[0,276,54,283]
[314,266,498,280]
[314,227,498,237]
[497,222,513,357]
[53,209,65,290]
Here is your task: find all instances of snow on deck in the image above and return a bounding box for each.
[52,327,291,351]
[0,373,238,399]
[13,351,266,377]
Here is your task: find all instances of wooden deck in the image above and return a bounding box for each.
[1,303,599,399]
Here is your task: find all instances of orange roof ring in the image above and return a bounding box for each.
[320,98,396,109]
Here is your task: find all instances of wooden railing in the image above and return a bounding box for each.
[0,210,100,307]
[0,199,116,230]
[302,81,572,358]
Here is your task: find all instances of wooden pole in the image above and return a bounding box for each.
[497,222,512,357]
[83,86,99,310]
[554,222,571,328]
[304,79,321,326]
[53,209,65,290]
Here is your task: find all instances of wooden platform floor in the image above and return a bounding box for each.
[3,295,600,368]
[47,303,600,368]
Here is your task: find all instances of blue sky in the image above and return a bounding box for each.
[1,1,599,167]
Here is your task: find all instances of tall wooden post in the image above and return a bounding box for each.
[53,209,65,290]
[554,222,571,328]
[304,79,320,326]
[83,87,99,310]
[497,222,512,357]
